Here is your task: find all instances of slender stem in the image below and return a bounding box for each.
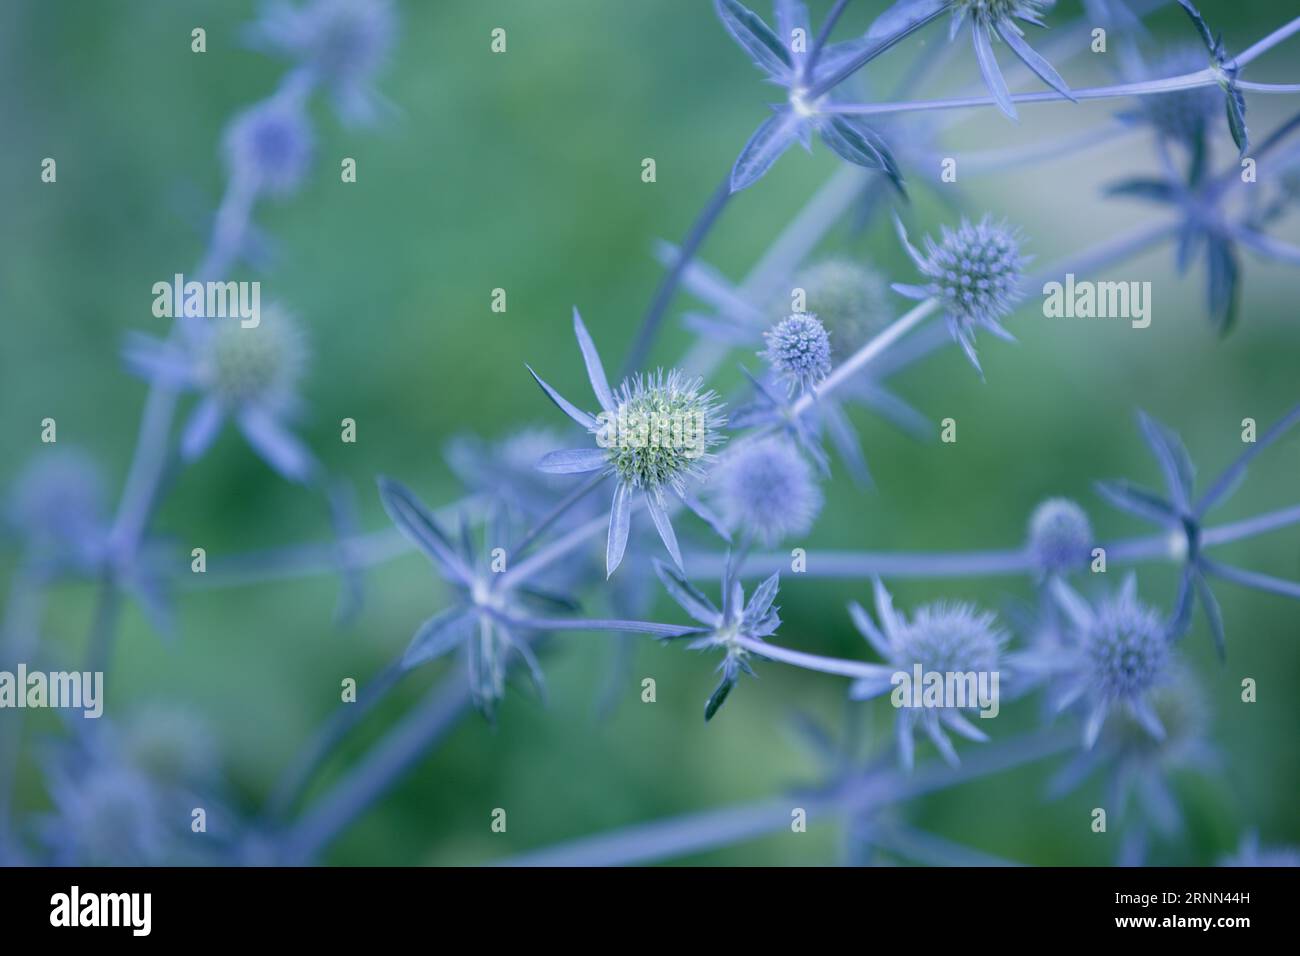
[621,175,733,377]
[1023,220,1179,293]
[736,635,884,680]
[509,472,607,559]
[1236,80,1300,93]
[1236,15,1300,67]
[791,299,940,418]
[265,657,410,820]
[807,7,949,98]
[823,69,1264,118]
[1202,503,1300,546]
[804,0,851,81]
[499,511,611,591]
[277,671,472,864]
[496,727,1073,866]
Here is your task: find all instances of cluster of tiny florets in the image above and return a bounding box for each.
[1083,591,1168,702]
[761,313,832,394]
[894,602,1006,676]
[199,309,305,408]
[919,216,1025,327]
[601,369,724,491]
[223,96,315,196]
[714,437,822,545]
[776,260,891,357]
[1028,498,1093,576]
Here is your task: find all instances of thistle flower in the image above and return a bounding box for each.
[6,447,107,569]
[653,558,781,721]
[761,313,832,394]
[247,0,397,125]
[529,308,727,577]
[894,215,1027,376]
[848,579,1007,769]
[123,307,317,483]
[1027,497,1093,577]
[712,437,822,545]
[1049,573,1172,750]
[222,91,315,198]
[945,0,1075,121]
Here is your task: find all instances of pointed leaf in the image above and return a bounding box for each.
[1094,479,1176,527]
[731,111,803,193]
[1104,178,1181,204]
[866,0,948,43]
[536,448,608,474]
[653,559,720,625]
[572,307,615,413]
[1224,83,1249,156]
[1193,571,1226,660]
[705,670,738,721]
[645,487,684,571]
[527,365,597,429]
[605,481,632,577]
[819,116,906,194]
[1206,233,1240,336]
[1136,410,1195,513]
[996,21,1075,101]
[972,19,1016,121]
[377,476,473,584]
[1176,0,1215,53]
[403,606,475,669]
[714,0,793,78]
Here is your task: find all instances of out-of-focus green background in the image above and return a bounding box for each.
[1,1,1296,865]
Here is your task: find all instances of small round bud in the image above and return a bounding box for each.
[761,313,832,394]
[1028,498,1093,576]
[780,259,891,356]
[223,95,314,196]
[920,216,1025,328]
[713,437,822,545]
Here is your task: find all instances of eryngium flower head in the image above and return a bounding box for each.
[713,437,822,545]
[123,307,315,482]
[1028,497,1093,577]
[530,308,728,576]
[248,0,397,125]
[849,579,1007,769]
[762,313,832,394]
[6,447,107,565]
[1050,574,1172,749]
[603,370,724,491]
[777,259,891,356]
[223,92,315,197]
[895,214,1026,375]
[1134,47,1221,146]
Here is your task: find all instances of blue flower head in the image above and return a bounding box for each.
[529,308,727,577]
[654,558,781,721]
[894,214,1027,376]
[762,313,832,394]
[849,579,1007,769]
[1050,574,1172,750]
[247,0,397,125]
[223,91,315,198]
[1027,497,1093,577]
[123,306,317,483]
[713,436,822,545]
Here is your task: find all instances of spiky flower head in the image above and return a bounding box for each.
[919,217,1024,327]
[223,92,315,197]
[1051,574,1172,749]
[761,313,832,394]
[1028,497,1093,577]
[1138,47,1221,146]
[198,306,306,411]
[849,580,1007,769]
[777,259,891,356]
[600,369,724,492]
[713,437,822,545]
